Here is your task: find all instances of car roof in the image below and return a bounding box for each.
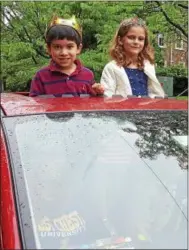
[1,93,187,116]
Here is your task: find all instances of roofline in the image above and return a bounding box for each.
[1,93,188,116]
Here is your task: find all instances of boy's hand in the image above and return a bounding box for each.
[92,83,104,95]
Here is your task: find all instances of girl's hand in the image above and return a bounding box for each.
[92,83,104,95]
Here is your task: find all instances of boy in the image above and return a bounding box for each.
[29,16,104,97]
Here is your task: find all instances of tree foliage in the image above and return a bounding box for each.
[121,111,188,170]
[156,64,188,78]
[144,1,188,42]
[1,1,188,91]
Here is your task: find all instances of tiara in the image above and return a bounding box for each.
[46,15,82,38]
[120,17,146,28]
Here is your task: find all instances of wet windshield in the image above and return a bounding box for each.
[3,110,188,249]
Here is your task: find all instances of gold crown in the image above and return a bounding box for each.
[46,15,82,39]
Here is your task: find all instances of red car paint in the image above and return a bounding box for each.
[0,128,21,249]
[0,92,187,249]
[1,93,187,116]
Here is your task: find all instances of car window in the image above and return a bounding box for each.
[3,111,188,249]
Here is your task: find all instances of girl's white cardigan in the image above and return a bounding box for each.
[100,60,165,98]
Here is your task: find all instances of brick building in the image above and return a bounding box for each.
[157,34,188,67]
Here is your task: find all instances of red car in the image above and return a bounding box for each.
[0,93,188,249]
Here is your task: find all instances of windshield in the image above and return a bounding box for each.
[3,110,188,249]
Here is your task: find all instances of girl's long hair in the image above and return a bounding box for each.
[109,18,154,69]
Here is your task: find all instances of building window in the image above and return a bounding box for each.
[175,39,184,50]
[158,34,165,48]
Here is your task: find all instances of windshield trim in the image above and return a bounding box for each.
[2,108,187,119]
[2,121,39,249]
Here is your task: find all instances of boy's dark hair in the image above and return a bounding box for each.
[46,25,81,47]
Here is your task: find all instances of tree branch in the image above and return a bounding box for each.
[154,1,188,38]
[22,26,49,58]
[5,8,19,21]
[1,19,12,31]
[32,55,38,64]
[177,3,188,10]
[35,48,49,59]
[33,2,46,41]
[22,26,32,42]
[31,17,46,41]
[2,11,29,43]
[3,7,48,59]
[2,11,15,30]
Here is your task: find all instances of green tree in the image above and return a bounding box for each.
[1,1,144,90]
[143,1,188,43]
[1,1,188,91]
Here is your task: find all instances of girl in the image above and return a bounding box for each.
[100,17,165,98]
